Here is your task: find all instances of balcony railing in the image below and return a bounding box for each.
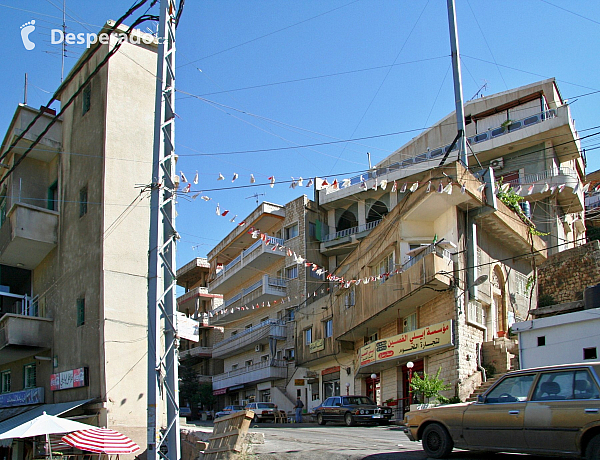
[505,167,579,192]
[212,319,287,359]
[212,359,288,390]
[179,346,213,360]
[221,276,287,310]
[322,219,382,242]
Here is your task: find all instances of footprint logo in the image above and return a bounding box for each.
[20,20,36,50]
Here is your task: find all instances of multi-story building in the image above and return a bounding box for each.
[206,196,325,412]
[295,78,584,416]
[0,23,158,451]
[585,168,600,241]
[176,258,224,410]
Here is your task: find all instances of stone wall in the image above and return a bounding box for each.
[538,240,600,304]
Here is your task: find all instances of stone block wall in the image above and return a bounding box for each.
[538,240,600,304]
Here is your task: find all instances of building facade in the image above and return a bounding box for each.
[0,23,158,453]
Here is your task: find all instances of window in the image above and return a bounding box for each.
[286,265,298,280]
[76,297,85,326]
[285,348,295,360]
[260,316,269,323]
[261,355,269,362]
[1,370,10,393]
[372,252,394,285]
[365,332,378,344]
[245,323,253,329]
[309,222,317,238]
[79,186,88,217]
[467,300,485,328]
[285,223,299,240]
[537,336,546,347]
[23,363,36,389]
[48,181,58,211]
[324,319,333,338]
[345,285,355,308]
[584,347,598,360]
[231,330,237,337]
[245,359,253,367]
[231,364,238,371]
[532,370,600,401]
[485,373,535,403]
[286,308,295,321]
[305,328,312,345]
[403,313,417,332]
[82,85,91,115]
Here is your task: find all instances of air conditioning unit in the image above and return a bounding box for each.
[255,344,262,352]
[490,158,504,170]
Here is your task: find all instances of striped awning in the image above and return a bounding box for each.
[62,428,140,454]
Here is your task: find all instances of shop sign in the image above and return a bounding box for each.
[309,338,325,353]
[50,367,89,391]
[176,312,199,342]
[229,384,244,391]
[213,388,227,395]
[0,387,44,407]
[358,320,454,369]
[321,366,340,376]
[294,379,305,386]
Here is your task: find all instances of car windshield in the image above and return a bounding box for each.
[256,403,276,409]
[342,396,375,405]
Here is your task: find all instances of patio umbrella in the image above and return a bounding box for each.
[0,411,94,460]
[61,427,140,455]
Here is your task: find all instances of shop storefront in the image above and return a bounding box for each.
[322,366,340,399]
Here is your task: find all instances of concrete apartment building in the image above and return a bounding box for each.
[293,78,584,416]
[175,258,224,409]
[0,23,158,453]
[206,196,325,412]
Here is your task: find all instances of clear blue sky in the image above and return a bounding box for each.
[1,0,599,270]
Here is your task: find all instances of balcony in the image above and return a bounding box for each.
[336,245,454,341]
[179,346,213,360]
[209,237,285,294]
[318,108,576,207]
[212,319,287,359]
[212,359,288,391]
[0,203,59,270]
[320,219,382,256]
[211,276,287,325]
[0,313,53,365]
[506,167,583,212]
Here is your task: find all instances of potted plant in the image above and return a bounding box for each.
[385,398,398,407]
[409,367,451,410]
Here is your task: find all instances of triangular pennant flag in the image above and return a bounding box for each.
[269,176,275,188]
[400,182,407,193]
[232,173,239,182]
[216,203,221,216]
[180,171,187,183]
[501,183,510,193]
[542,183,549,193]
[380,180,388,190]
[391,180,397,192]
[477,183,486,192]
[332,179,339,190]
[306,178,313,187]
[193,171,198,184]
[295,177,302,187]
[238,220,246,227]
[342,178,351,188]
[322,179,329,187]
[360,181,368,190]
[230,214,237,223]
[290,179,297,189]
[192,193,200,200]
[409,182,419,192]
[443,183,452,194]
[582,183,590,193]
[460,183,466,194]
[221,210,229,216]
[558,184,566,193]
[201,195,211,201]
[286,248,293,257]
[515,185,522,194]
[218,173,224,181]
[550,185,557,194]
[183,183,191,193]
[250,174,256,183]
[372,178,378,190]
[527,184,534,195]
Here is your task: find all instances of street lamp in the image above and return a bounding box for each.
[345,382,350,395]
[407,361,414,406]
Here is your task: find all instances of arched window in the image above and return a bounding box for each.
[367,201,388,223]
[337,210,358,232]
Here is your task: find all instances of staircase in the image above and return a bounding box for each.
[465,374,504,402]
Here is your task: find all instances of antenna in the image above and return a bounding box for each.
[61,0,66,82]
[246,193,265,206]
[24,73,28,105]
[470,81,488,101]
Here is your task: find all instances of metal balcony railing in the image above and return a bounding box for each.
[322,219,382,242]
[505,167,578,187]
[213,358,287,383]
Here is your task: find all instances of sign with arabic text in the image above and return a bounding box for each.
[50,367,89,391]
[0,387,44,407]
[309,338,325,353]
[358,320,453,369]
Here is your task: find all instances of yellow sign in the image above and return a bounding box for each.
[358,320,453,369]
[294,379,305,386]
[309,338,325,353]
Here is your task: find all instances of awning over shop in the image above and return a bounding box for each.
[0,398,94,443]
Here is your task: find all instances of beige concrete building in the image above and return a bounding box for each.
[0,23,158,454]
[206,196,325,413]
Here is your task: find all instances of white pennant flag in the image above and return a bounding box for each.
[216,203,221,216]
[230,215,237,223]
[232,173,239,182]
[250,174,256,183]
[342,178,351,188]
[218,173,224,181]
[269,176,275,188]
[444,183,453,194]
[201,196,211,201]
[477,183,486,192]
[409,182,419,192]
[460,183,466,194]
[380,180,388,190]
[298,177,303,187]
[180,171,187,183]
[391,180,397,192]
[193,171,198,184]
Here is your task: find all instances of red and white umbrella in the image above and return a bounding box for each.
[61,428,140,455]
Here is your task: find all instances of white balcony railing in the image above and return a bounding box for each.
[322,219,382,242]
[212,359,288,389]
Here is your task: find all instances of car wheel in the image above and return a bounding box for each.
[344,412,355,427]
[586,434,600,460]
[317,413,326,425]
[422,423,454,459]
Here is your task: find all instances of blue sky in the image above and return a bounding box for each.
[1,0,600,269]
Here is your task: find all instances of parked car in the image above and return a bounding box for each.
[214,405,244,419]
[244,402,279,422]
[404,362,600,459]
[179,406,192,420]
[313,395,393,426]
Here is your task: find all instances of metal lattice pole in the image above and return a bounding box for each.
[148,0,180,459]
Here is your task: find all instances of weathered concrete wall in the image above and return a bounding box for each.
[538,240,600,304]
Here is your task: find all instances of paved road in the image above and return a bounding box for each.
[247,423,576,460]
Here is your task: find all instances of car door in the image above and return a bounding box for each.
[321,397,334,421]
[524,368,600,455]
[462,373,535,451]
[331,397,343,422]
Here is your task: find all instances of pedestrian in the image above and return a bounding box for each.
[294,396,304,423]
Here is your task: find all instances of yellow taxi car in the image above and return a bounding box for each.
[404,362,600,459]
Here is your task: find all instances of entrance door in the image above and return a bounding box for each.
[366,374,380,404]
[402,360,424,412]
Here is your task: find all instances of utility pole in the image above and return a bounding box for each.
[447,0,468,167]
[148,0,180,459]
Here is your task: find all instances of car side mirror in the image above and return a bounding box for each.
[477,394,485,403]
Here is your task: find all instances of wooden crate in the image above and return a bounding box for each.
[203,410,254,460]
